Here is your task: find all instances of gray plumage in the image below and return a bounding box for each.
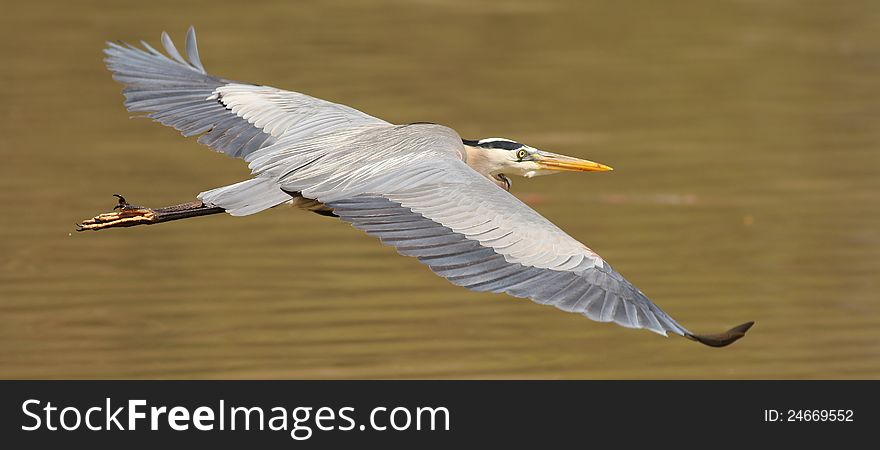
[99,27,735,341]
[329,196,686,335]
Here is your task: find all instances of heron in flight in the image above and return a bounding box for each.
[78,27,753,347]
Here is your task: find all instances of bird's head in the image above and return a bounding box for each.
[462,137,612,189]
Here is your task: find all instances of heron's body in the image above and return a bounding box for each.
[78,28,752,347]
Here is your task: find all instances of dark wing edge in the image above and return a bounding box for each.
[104,26,275,159]
[327,195,753,346]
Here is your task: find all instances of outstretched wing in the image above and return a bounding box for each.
[330,179,755,345]
[326,163,691,338]
[104,26,388,159]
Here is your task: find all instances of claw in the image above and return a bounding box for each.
[113,194,128,210]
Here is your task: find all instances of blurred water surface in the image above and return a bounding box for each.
[1,0,878,378]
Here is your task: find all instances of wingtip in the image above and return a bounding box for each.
[686,321,754,348]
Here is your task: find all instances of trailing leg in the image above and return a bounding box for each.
[76,194,225,231]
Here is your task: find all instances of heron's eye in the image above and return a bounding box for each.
[516,149,528,160]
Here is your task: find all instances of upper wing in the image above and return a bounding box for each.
[104,27,388,159]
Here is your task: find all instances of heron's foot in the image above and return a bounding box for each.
[76,194,157,231]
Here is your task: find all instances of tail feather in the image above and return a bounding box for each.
[198,178,292,216]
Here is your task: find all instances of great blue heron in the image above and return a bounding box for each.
[77,27,753,347]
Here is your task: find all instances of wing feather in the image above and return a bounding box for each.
[104,27,387,160]
[325,189,690,337]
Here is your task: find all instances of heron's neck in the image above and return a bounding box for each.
[464,145,512,190]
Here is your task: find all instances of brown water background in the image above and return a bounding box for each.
[1,0,879,378]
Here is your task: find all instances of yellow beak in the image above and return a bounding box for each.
[533,152,613,172]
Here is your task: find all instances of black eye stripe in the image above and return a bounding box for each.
[484,141,522,150]
[462,139,523,151]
